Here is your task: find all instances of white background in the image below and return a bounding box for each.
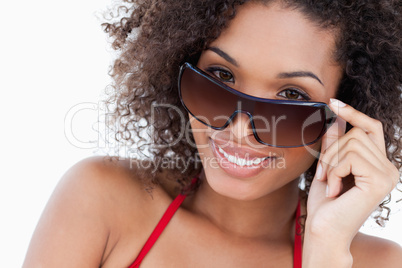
[0,1,401,267]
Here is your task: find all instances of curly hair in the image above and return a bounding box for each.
[102,0,402,226]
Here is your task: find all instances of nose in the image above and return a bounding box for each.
[228,112,254,143]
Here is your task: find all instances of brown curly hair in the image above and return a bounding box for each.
[102,0,402,226]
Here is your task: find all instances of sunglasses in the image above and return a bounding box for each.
[178,62,337,148]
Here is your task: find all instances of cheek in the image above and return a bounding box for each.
[189,112,320,179]
[188,114,211,147]
[283,142,320,175]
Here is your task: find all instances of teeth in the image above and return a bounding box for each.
[218,146,225,154]
[217,145,268,166]
[253,158,262,165]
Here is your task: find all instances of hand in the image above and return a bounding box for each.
[306,98,399,245]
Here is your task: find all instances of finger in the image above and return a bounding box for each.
[324,149,368,198]
[325,149,393,198]
[326,174,343,198]
[329,98,386,154]
[321,129,390,172]
[308,171,330,209]
[329,162,394,211]
[314,115,346,181]
[325,152,371,198]
[321,113,347,154]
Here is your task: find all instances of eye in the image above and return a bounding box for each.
[206,67,234,83]
[278,88,310,101]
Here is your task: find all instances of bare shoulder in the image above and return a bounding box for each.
[50,156,164,219]
[350,231,402,268]
[23,156,171,268]
[60,156,157,199]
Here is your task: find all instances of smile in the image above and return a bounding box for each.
[209,138,279,178]
[216,144,270,166]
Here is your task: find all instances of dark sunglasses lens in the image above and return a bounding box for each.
[253,102,326,146]
[180,67,238,128]
[180,64,331,147]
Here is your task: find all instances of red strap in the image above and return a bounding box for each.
[293,200,302,268]
[129,180,302,268]
[129,192,187,268]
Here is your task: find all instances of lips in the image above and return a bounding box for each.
[217,145,268,166]
[208,138,279,178]
[211,138,278,160]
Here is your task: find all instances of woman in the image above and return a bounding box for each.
[23,0,401,267]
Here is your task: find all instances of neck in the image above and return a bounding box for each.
[184,172,300,241]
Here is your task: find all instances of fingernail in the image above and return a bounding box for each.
[315,163,322,180]
[330,98,346,108]
[326,185,330,197]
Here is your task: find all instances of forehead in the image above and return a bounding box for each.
[205,2,342,92]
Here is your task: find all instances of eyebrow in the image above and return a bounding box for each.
[208,46,323,86]
[277,71,324,86]
[208,47,239,67]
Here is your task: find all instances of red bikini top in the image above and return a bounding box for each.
[129,177,302,268]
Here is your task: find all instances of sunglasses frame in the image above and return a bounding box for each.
[178,62,337,148]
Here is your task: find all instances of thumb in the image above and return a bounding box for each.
[315,115,346,182]
[321,115,347,154]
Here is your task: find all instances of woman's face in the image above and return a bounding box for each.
[190,1,344,200]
